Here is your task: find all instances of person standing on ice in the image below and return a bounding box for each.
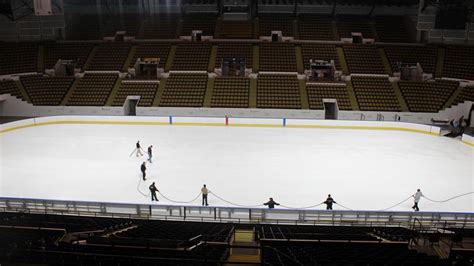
[201,184,209,206]
[141,162,147,181]
[147,145,153,163]
[412,189,423,211]
[149,182,159,201]
[264,198,280,209]
[323,194,336,210]
[136,141,144,157]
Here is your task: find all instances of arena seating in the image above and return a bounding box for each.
[139,14,180,39]
[343,44,386,74]
[337,15,375,39]
[211,77,250,108]
[218,20,254,39]
[351,76,401,111]
[181,14,217,36]
[43,42,94,70]
[112,82,158,107]
[67,73,118,106]
[261,242,443,266]
[297,15,335,41]
[398,80,458,112]
[0,80,22,99]
[20,75,74,106]
[375,16,412,43]
[443,45,474,80]
[130,42,171,69]
[301,43,341,71]
[259,224,379,241]
[306,83,352,110]
[372,227,415,242]
[215,43,253,69]
[0,42,37,75]
[159,73,208,107]
[171,43,212,71]
[259,43,297,72]
[383,45,438,74]
[87,43,131,71]
[258,14,295,37]
[257,74,301,109]
[452,86,474,106]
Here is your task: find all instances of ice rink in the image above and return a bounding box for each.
[1,119,473,212]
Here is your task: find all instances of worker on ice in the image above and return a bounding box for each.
[141,162,147,181]
[324,194,336,210]
[147,145,153,163]
[136,141,144,157]
[264,198,280,209]
[412,189,423,211]
[201,184,209,206]
[149,182,159,201]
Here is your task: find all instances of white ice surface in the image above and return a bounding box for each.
[0,122,473,212]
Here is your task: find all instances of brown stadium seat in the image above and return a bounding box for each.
[398,79,458,112]
[298,15,335,41]
[306,84,352,110]
[351,76,401,111]
[258,14,295,37]
[20,75,74,106]
[211,77,250,108]
[159,73,208,107]
[451,86,474,106]
[343,44,386,74]
[215,43,253,70]
[257,74,301,109]
[112,82,159,107]
[0,42,37,75]
[43,42,94,70]
[443,46,474,80]
[0,80,23,100]
[87,43,131,71]
[259,43,297,72]
[171,43,212,71]
[383,45,438,74]
[67,73,118,106]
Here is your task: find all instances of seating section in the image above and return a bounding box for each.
[298,15,335,41]
[67,73,118,106]
[259,43,297,72]
[171,43,211,71]
[259,225,378,241]
[211,77,250,108]
[43,42,94,70]
[375,16,412,43]
[443,45,474,80]
[130,42,171,69]
[20,75,74,106]
[452,86,474,106]
[351,77,401,111]
[215,43,253,69]
[343,45,386,74]
[384,45,438,74]
[0,212,232,265]
[181,14,217,36]
[112,82,158,107]
[262,242,443,266]
[218,20,254,39]
[306,84,352,110]
[0,80,22,99]
[337,16,374,39]
[259,14,294,37]
[257,74,301,109]
[372,227,415,242]
[159,73,208,107]
[139,15,180,39]
[301,43,340,71]
[87,43,131,71]
[0,42,37,75]
[398,80,458,112]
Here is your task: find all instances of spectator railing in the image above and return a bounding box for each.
[0,197,473,228]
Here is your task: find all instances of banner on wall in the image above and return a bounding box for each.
[34,0,52,16]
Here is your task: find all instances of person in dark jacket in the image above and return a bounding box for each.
[136,141,143,157]
[264,198,280,209]
[149,182,159,201]
[141,162,146,181]
[147,145,153,163]
[324,194,336,210]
